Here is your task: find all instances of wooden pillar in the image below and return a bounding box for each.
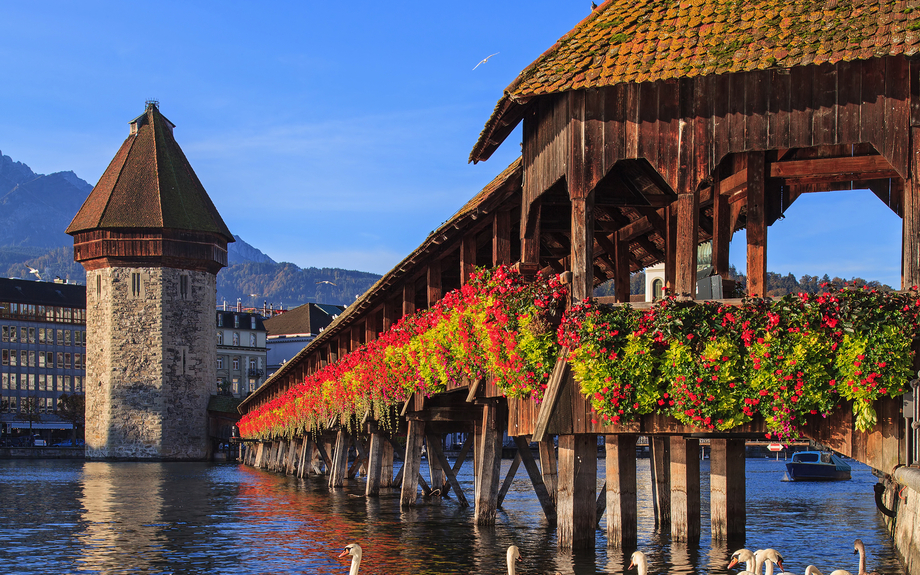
[521,200,542,268]
[427,434,446,494]
[712,167,732,277]
[613,231,630,303]
[665,205,677,292]
[366,431,384,496]
[380,438,395,487]
[401,420,425,507]
[649,435,671,530]
[365,311,378,344]
[904,127,920,289]
[570,192,595,302]
[427,260,441,307]
[670,436,700,542]
[461,233,477,285]
[539,438,558,506]
[605,434,637,548]
[675,193,699,298]
[382,298,397,333]
[710,438,746,540]
[746,151,767,297]
[557,434,597,549]
[493,209,511,266]
[402,282,415,318]
[329,429,349,488]
[475,400,503,525]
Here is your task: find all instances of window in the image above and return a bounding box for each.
[75,331,82,347]
[75,354,82,369]
[179,274,189,300]
[652,278,664,300]
[217,332,223,345]
[38,328,45,344]
[131,272,142,298]
[96,274,102,298]
[8,327,15,343]
[1,326,7,342]
[20,327,27,342]
[51,375,57,392]
[232,358,240,371]
[249,359,256,371]
[249,379,256,392]
[232,378,239,394]
[64,375,71,392]
[57,353,63,369]
[1,350,7,366]
[1,373,6,390]
[75,377,82,392]
[249,333,256,347]
[64,353,71,368]
[233,315,240,328]
[38,353,45,368]
[232,332,239,346]
[56,329,62,345]
[19,351,26,366]
[64,330,71,346]
[27,374,34,391]
[9,350,16,367]
[28,351,35,367]
[28,327,35,343]
[216,357,223,370]
[38,374,46,392]
[250,317,256,329]
[217,314,224,327]
[7,398,14,413]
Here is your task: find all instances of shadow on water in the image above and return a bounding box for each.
[0,456,905,574]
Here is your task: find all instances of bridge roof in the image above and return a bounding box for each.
[471,0,920,162]
[67,102,233,242]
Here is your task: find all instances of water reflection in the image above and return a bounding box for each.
[0,457,906,574]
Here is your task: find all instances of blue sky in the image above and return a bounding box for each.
[0,2,904,287]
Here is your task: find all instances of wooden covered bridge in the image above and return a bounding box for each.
[238,0,920,561]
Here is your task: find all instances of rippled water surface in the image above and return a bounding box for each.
[0,456,904,574]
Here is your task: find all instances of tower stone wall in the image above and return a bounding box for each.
[85,267,217,460]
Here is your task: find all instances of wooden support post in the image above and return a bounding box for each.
[605,434,637,548]
[613,231,630,303]
[557,434,597,550]
[670,436,700,542]
[329,430,349,487]
[570,192,595,302]
[521,200,541,268]
[402,282,415,318]
[493,209,511,266]
[713,166,732,277]
[533,350,570,442]
[904,126,920,289]
[317,439,334,474]
[497,451,522,507]
[426,434,446,494]
[650,435,671,531]
[452,434,474,476]
[461,233,477,285]
[348,436,368,479]
[539,438,558,507]
[401,420,425,507]
[513,436,556,522]
[475,400,503,525]
[665,205,677,293]
[710,438,746,540]
[381,437,394,487]
[746,152,767,297]
[427,433,469,507]
[296,437,308,478]
[675,193,700,299]
[427,259,441,307]
[366,432,384,496]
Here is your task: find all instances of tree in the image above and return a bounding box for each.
[57,393,85,445]
[17,395,42,438]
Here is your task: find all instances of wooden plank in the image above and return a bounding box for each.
[861,57,886,154]
[604,84,627,168]
[605,434,638,547]
[728,72,747,152]
[649,435,671,530]
[492,210,511,267]
[912,58,920,126]
[886,56,911,179]
[538,438,558,507]
[694,75,714,186]
[475,401,503,525]
[770,155,897,180]
[328,430,349,487]
[515,436,557,522]
[365,432,384,496]
[789,65,814,148]
[466,377,483,403]
[347,436,368,479]
[557,434,597,550]
[670,436,701,542]
[813,63,838,147]
[427,433,469,507]
[710,438,746,540]
[746,70,768,151]
[838,60,861,143]
[712,73,731,167]
[906,126,920,290]
[658,79,680,191]
[768,69,791,149]
[712,163,732,276]
[452,433,474,476]
[585,87,607,189]
[674,193,699,298]
[400,420,425,507]
[571,194,595,302]
[426,433,445,493]
[626,82,641,159]
[746,152,767,297]
[532,348,571,442]
[521,199,542,267]
[497,451,522,508]
[427,259,441,308]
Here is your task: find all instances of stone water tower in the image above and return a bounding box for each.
[66,101,234,460]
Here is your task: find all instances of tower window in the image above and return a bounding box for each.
[179,275,189,300]
[652,279,664,300]
[131,273,142,298]
[96,274,101,298]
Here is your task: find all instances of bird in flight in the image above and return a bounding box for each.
[317,280,337,286]
[473,52,499,71]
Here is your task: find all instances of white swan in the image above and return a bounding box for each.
[338,543,362,575]
[729,549,756,573]
[507,545,522,575]
[629,551,650,575]
[761,549,796,575]
[804,566,853,575]
[853,539,879,575]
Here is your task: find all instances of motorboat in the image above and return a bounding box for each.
[784,450,851,481]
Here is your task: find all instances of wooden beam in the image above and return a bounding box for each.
[650,435,671,531]
[670,436,701,542]
[905,127,920,289]
[475,401,503,525]
[770,154,897,181]
[605,434,637,547]
[493,209,512,266]
[426,433,469,506]
[427,259,441,308]
[674,192,699,298]
[402,282,415,318]
[426,434,445,494]
[571,192,595,302]
[532,349,571,442]
[400,420,425,507]
[497,451,522,508]
[515,436,557,522]
[328,430,349,488]
[746,152,767,297]
[365,432,384,496]
[452,433,474,477]
[461,232,477,286]
[557,434,597,550]
[538,438,558,507]
[521,199,542,267]
[712,163,732,276]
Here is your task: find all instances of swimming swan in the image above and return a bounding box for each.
[629,551,650,575]
[339,543,362,575]
[853,539,879,575]
[507,545,523,575]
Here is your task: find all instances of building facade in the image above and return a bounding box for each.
[263,303,342,376]
[216,310,267,397]
[0,278,86,425]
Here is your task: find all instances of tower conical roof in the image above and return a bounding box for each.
[66,102,233,242]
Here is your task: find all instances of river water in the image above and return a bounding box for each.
[0,455,904,574]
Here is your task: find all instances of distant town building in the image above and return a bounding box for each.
[67,101,234,461]
[0,277,86,437]
[263,303,343,375]
[216,310,267,397]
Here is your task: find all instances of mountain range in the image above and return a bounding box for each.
[0,150,380,308]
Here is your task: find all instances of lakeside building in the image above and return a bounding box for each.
[216,310,267,397]
[263,303,343,376]
[0,277,86,438]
